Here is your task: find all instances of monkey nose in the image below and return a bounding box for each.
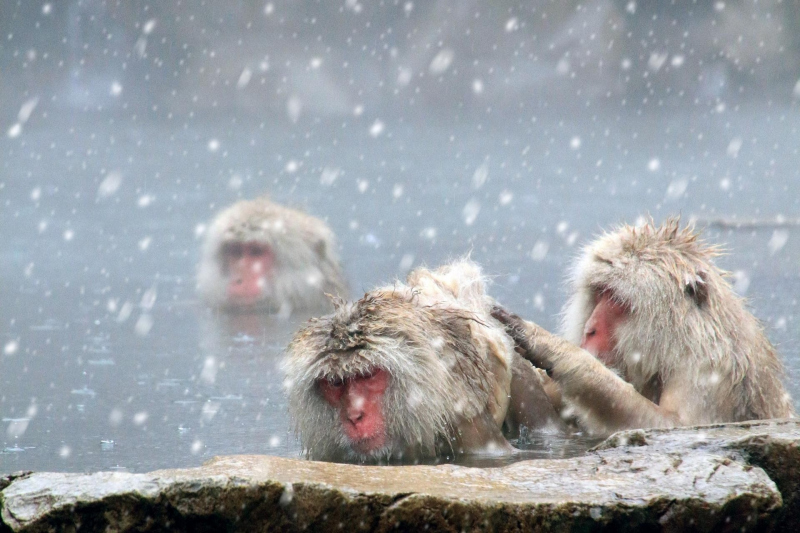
[346,409,364,425]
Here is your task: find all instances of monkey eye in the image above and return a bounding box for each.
[223,242,245,259]
[327,377,344,388]
[359,369,376,380]
[247,243,270,258]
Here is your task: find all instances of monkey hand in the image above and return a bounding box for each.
[491,305,553,372]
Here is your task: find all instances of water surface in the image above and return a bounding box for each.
[2,105,799,473]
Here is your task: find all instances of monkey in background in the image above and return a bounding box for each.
[494,218,795,437]
[197,197,348,313]
[284,259,564,463]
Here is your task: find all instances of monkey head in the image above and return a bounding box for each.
[562,218,748,385]
[197,197,348,312]
[284,261,514,462]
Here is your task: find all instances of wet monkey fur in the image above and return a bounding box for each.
[197,197,348,313]
[284,260,564,462]
[494,218,795,437]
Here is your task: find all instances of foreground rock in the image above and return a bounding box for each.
[2,420,799,532]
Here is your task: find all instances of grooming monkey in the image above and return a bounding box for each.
[284,260,563,462]
[197,197,348,313]
[494,218,795,437]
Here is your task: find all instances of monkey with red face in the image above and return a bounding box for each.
[197,197,348,313]
[493,218,795,437]
[284,260,564,463]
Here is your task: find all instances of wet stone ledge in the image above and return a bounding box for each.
[2,420,799,532]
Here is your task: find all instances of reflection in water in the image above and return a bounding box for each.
[405,434,604,469]
[199,310,307,352]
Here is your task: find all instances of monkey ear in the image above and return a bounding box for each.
[684,269,709,307]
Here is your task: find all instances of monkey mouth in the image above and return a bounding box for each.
[346,433,387,454]
[223,297,269,313]
[226,295,262,308]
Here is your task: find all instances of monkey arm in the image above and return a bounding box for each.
[456,412,516,455]
[492,306,681,435]
[504,353,569,437]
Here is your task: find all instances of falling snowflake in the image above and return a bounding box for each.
[7,123,22,138]
[768,230,789,255]
[369,120,385,137]
[530,241,549,261]
[237,68,252,89]
[727,138,743,158]
[135,314,153,336]
[665,179,688,200]
[399,254,414,272]
[320,167,341,186]
[420,227,437,240]
[4,340,19,355]
[108,409,123,427]
[287,96,303,123]
[472,163,489,189]
[98,171,123,198]
[732,270,750,296]
[429,49,454,75]
[462,199,481,226]
[137,195,154,207]
[142,19,157,35]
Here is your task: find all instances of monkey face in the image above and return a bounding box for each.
[302,349,451,462]
[220,240,275,308]
[197,197,348,313]
[316,369,390,454]
[286,299,477,462]
[581,289,628,367]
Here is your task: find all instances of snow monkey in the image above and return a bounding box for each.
[197,197,348,313]
[493,218,795,437]
[284,260,564,462]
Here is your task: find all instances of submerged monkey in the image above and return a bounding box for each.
[197,197,348,313]
[284,260,563,462]
[494,218,795,436]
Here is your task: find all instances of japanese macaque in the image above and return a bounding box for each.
[197,197,348,313]
[284,260,563,463]
[493,218,795,437]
